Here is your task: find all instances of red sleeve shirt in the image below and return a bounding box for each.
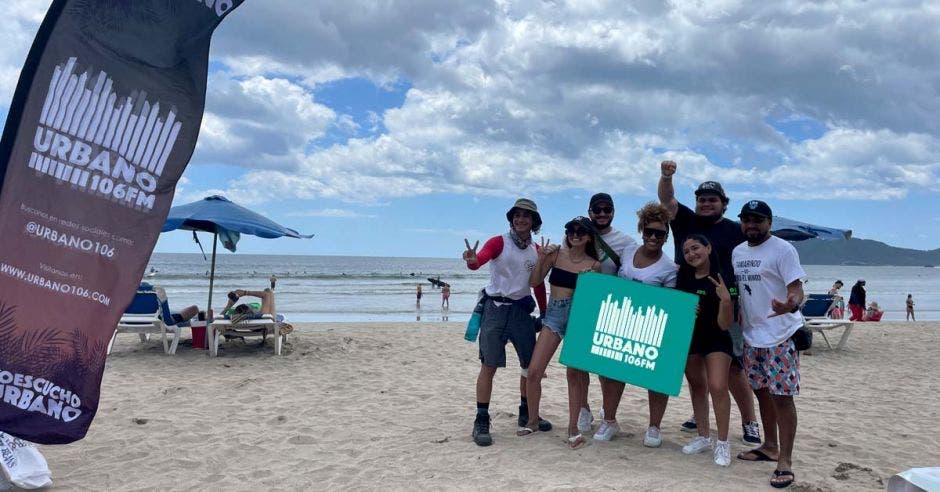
[465,235,546,314]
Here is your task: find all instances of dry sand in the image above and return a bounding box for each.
[39,321,939,491]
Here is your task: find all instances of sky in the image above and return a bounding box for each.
[2,1,939,258]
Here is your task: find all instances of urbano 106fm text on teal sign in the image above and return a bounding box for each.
[559,273,698,396]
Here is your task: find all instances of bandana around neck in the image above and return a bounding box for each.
[509,228,531,249]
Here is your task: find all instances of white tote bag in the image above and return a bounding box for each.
[0,432,53,489]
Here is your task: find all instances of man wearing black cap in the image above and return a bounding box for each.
[576,192,637,433]
[658,160,761,445]
[732,200,805,488]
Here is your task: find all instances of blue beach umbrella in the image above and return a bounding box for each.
[162,195,313,321]
[772,216,851,242]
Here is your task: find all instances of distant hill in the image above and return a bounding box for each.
[791,238,940,266]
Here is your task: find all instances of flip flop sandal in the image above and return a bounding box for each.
[516,427,535,436]
[567,434,587,449]
[737,449,777,462]
[770,470,795,488]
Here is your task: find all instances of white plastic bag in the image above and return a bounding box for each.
[0,432,53,489]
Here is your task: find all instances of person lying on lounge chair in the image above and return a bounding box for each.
[137,281,200,323]
[221,288,279,323]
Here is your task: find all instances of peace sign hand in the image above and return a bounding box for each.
[538,236,558,257]
[463,238,480,265]
[709,275,731,303]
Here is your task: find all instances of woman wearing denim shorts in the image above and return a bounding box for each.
[520,217,600,449]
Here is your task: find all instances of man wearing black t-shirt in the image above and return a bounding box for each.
[658,160,762,446]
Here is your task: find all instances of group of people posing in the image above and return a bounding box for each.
[462,160,807,489]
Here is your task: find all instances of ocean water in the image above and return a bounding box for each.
[144,253,940,322]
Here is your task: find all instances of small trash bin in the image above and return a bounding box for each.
[190,321,207,350]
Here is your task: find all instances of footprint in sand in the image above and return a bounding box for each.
[832,462,884,488]
[287,435,317,445]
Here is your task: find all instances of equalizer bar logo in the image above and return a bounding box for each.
[590,294,667,371]
[27,57,183,211]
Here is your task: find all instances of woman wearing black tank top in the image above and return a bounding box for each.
[521,217,600,449]
[676,234,735,466]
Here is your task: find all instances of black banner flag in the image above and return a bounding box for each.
[0,0,244,444]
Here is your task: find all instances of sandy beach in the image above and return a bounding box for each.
[36,320,939,491]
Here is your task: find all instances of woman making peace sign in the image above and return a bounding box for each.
[522,216,600,449]
[676,234,736,467]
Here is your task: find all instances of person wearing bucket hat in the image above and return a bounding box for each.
[732,199,806,488]
[658,160,762,446]
[462,198,550,446]
[522,216,600,448]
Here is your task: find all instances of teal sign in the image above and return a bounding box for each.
[559,273,698,396]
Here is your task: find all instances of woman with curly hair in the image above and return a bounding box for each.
[594,202,678,448]
[522,216,601,449]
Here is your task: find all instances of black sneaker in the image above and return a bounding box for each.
[518,405,552,431]
[742,420,762,445]
[680,415,697,433]
[473,414,493,446]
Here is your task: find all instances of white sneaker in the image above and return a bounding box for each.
[682,435,713,455]
[577,407,594,433]
[643,426,662,447]
[714,439,731,467]
[593,420,619,441]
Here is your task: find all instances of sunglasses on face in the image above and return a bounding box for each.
[642,227,668,239]
[565,227,590,238]
[740,215,767,224]
[591,206,614,215]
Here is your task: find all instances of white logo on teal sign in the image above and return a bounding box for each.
[560,273,698,396]
[591,294,667,371]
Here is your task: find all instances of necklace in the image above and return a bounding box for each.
[569,253,587,264]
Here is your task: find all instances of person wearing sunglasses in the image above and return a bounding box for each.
[594,202,678,446]
[732,200,806,489]
[462,198,549,447]
[523,217,600,449]
[574,193,638,434]
[658,159,762,447]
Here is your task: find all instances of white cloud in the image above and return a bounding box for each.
[3,1,939,205]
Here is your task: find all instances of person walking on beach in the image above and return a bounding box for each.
[676,234,736,466]
[658,159,762,445]
[576,192,637,434]
[595,202,678,447]
[416,284,422,307]
[521,217,600,448]
[269,274,277,290]
[462,198,549,446]
[906,294,915,321]
[828,280,845,318]
[848,279,866,321]
[732,200,806,489]
[441,284,451,309]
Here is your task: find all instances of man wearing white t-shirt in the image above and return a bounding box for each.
[732,200,805,489]
[575,193,638,433]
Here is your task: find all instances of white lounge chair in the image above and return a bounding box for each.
[208,314,290,356]
[803,317,854,350]
[109,286,187,355]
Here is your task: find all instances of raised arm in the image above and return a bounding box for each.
[464,236,503,270]
[530,240,558,288]
[658,160,679,220]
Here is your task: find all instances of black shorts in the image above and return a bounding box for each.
[689,328,734,358]
[478,298,537,369]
